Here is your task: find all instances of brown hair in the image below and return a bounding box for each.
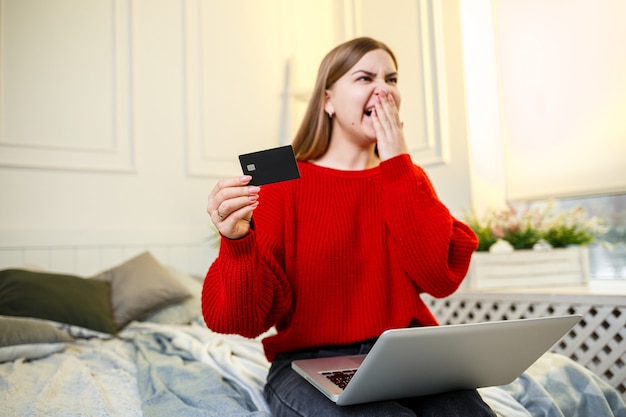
[291,37,398,161]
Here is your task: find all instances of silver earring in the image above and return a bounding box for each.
[327,111,333,119]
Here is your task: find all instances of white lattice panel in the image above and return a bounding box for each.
[426,292,626,401]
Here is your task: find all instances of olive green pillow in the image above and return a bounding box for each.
[0,269,117,334]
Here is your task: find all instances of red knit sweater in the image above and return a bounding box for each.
[202,154,478,361]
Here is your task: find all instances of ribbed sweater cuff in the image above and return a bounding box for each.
[380,153,438,205]
[219,231,255,259]
[379,153,415,181]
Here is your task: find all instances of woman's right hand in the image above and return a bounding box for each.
[207,175,260,240]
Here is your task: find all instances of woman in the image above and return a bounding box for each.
[203,37,494,416]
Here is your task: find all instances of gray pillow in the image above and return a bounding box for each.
[92,252,192,329]
[145,266,203,325]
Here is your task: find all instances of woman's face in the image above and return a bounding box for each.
[325,49,401,145]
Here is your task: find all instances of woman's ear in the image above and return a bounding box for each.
[324,91,334,117]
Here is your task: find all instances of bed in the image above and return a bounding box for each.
[1,245,626,417]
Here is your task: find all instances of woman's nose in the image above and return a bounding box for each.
[374,86,389,96]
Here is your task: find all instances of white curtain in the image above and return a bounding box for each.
[495,0,626,200]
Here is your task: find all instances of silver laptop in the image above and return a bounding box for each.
[292,315,580,406]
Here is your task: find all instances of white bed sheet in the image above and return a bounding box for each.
[0,320,273,417]
[1,337,141,417]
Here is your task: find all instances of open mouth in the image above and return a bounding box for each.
[364,108,374,117]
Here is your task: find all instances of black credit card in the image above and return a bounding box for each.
[238,145,301,186]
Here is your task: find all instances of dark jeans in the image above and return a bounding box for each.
[263,339,496,417]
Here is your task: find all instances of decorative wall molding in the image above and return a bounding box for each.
[0,0,135,173]
[183,0,286,178]
[415,0,450,166]
[183,0,450,177]
[183,0,231,177]
[346,0,450,166]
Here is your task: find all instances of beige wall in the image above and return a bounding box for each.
[0,0,471,251]
[2,0,623,252]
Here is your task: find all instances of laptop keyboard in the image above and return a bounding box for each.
[321,369,357,390]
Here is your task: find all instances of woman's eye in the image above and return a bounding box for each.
[357,76,372,82]
[387,77,398,84]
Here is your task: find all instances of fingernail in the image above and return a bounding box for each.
[248,186,260,193]
[240,175,252,183]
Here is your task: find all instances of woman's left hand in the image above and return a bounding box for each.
[372,92,408,161]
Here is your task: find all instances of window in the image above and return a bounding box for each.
[520,193,626,280]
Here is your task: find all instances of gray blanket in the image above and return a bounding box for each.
[479,352,626,417]
[131,321,626,417]
[132,327,271,417]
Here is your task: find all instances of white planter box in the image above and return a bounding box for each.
[466,246,590,289]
